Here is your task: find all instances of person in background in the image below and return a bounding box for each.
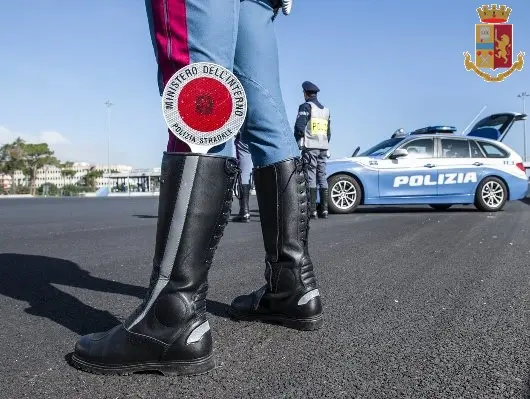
[233,132,253,223]
[294,81,331,219]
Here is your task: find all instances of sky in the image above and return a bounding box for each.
[1,0,529,168]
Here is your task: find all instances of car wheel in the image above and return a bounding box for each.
[328,174,362,214]
[474,176,508,212]
[429,204,452,210]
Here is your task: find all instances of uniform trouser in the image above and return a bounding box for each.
[302,149,328,189]
[235,135,253,185]
[146,0,299,167]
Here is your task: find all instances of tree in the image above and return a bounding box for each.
[58,161,77,186]
[61,169,76,178]
[0,137,26,194]
[21,143,59,196]
[38,183,58,196]
[83,167,104,191]
[61,184,80,197]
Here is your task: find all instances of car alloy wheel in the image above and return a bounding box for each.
[331,180,357,211]
[327,174,362,214]
[480,180,504,209]
[474,176,508,212]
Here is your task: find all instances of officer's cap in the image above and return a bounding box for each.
[302,81,319,93]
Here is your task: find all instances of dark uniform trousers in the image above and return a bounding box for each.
[302,148,328,189]
[302,148,329,219]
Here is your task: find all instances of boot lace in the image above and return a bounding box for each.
[204,158,240,265]
[295,158,310,246]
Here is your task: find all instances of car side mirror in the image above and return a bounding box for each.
[389,148,408,159]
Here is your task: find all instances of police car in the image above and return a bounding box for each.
[326,112,529,213]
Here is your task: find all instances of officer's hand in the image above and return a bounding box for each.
[282,0,293,15]
[272,0,292,16]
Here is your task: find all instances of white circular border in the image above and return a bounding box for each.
[162,62,247,148]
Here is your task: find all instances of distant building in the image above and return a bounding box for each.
[107,168,162,193]
[1,163,258,194]
[1,162,134,190]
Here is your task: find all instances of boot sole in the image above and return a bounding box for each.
[69,353,215,376]
[228,308,323,331]
[232,217,250,223]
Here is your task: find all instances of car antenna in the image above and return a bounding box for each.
[461,105,487,135]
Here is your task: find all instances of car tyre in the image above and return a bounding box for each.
[474,176,508,212]
[328,174,362,214]
[429,204,452,211]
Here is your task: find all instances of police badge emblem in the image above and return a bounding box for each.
[463,4,525,82]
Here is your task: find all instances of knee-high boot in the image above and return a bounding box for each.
[309,188,318,219]
[71,152,239,375]
[233,183,251,222]
[229,158,323,330]
[318,188,329,218]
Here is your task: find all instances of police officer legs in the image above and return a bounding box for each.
[302,149,318,218]
[71,0,323,376]
[295,81,331,219]
[315,150,329,218]
[302,148,328,219]
[233,133,253,222]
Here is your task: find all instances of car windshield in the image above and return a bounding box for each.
[359,138,404,157]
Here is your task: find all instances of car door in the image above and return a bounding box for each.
[435,137,484,197]
[377,137,438,198]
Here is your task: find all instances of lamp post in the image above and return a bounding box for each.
[104,100,113,186]
[517,92,529,162]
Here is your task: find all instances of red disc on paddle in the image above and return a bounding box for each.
[178,77,233,132]
[162,62,247,153]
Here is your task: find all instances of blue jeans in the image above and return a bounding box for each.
[145,0,299,167]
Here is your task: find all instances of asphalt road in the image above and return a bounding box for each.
[1,194,530,399]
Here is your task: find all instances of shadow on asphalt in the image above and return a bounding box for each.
[0,254,230,335]
[132,214,158,219]
[136,203,530,217]
[354,206,478,214]
[230,209,261,220]
[135,210,262,220]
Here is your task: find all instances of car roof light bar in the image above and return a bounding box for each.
[410,126,457,135]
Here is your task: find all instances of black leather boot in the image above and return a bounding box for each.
[318,188,329,219]
[70,153,239,375]
[309,188,318,219]
[232,183,251,222]
[229,158,323,331]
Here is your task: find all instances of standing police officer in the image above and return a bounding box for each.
[233,132,253,223]
[294,81,331,219]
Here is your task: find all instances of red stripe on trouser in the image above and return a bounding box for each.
[149,0,191,152]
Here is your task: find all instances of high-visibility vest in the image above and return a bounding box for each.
[299,102,330,150]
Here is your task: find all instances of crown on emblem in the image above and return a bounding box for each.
[477,4,511,23]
